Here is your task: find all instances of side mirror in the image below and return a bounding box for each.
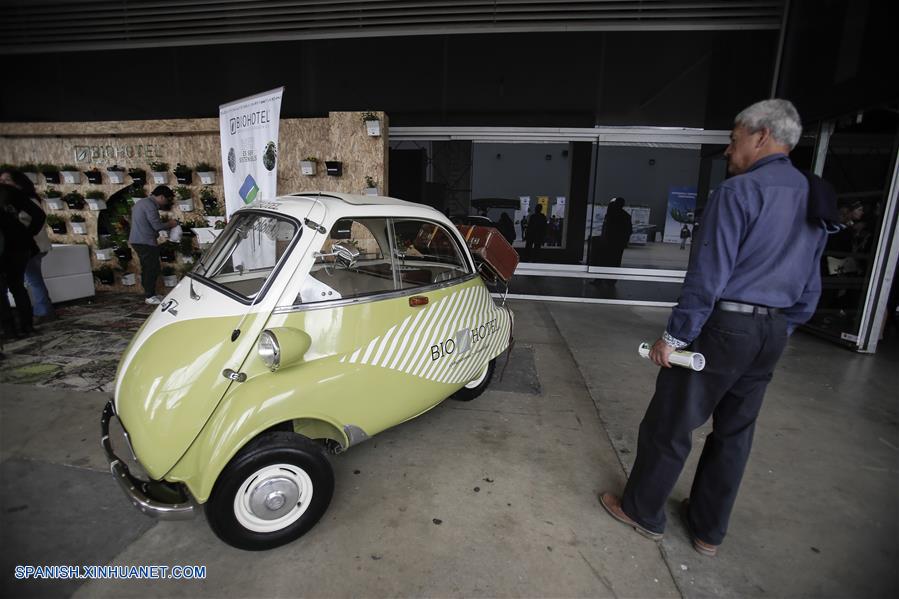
[332,242,360,268]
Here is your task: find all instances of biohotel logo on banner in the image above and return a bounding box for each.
[219,87,284,217]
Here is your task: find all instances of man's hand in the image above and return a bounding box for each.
[166,219,178,229]
[649,338,675,368]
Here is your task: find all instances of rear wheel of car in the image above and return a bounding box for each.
[451,359,496,402]
[206,431,334,551]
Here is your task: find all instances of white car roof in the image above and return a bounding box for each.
[236,192,450,225]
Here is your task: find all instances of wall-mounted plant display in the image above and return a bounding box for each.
[363,176,378,195]
[93,265,115,285]
[20,163,38,184]
[325,160,343,176]
[162,265,178,287]
[85,189,107,210]
[175,185,194,211]
[121,272,137,286]
[107,164,126,184]
[114,241,133,269]
[39,163,60,184]
[63,191,85,210]
[195,162,215,184]
[69,213,87,234]
[159,241,179,263]
[46,214,66,234]
[85,167,103,184]
[173,163,192,184]
[149,161,169,184]
[60,165,81,184]
[128,167,146,185]
[361,111,381,137]
[44,187,64,210]
[300,156,318,176]
[94,237,115,261]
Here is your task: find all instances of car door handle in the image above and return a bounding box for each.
[409,296,429,307]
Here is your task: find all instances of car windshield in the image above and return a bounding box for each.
[193,211,299,301]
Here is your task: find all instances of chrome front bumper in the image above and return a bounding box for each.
[100,401,197,521]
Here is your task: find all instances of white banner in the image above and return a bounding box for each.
[219,87,284,218]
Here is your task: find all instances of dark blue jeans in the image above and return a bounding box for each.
[132,244,160,299]
[621,308,789,545]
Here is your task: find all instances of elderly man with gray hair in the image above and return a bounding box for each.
[599,99,828,557]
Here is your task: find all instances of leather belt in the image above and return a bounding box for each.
[717,300,781,316]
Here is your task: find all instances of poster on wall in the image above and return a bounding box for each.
[219,87,284,218]
[663,187,697,243]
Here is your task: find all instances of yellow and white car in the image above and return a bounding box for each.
[101,192,514,550]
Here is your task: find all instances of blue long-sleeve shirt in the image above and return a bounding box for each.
[666,153,828,344]
[128,197,168,246]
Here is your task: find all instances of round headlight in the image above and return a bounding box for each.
[258,330,281,371]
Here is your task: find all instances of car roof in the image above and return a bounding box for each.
[235,192,448,224]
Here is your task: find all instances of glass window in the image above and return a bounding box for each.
[193,212,298,300]
[392,219,470,288]
[299,218,396,303]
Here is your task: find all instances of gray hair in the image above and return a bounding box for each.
[735,99,802,149]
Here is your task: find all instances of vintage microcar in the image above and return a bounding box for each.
[101,192,514,550]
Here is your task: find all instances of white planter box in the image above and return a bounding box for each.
[61,171,81,184]
[121,273,137,286]
[163,275,178,287]
[25,172,39,184]
[205,215,225,227]
[177,199,194,212]
[95,248,115,261]
[300,161,317,176]
[86,199,107,211]
[45,198,65,210]
[108,171,126,184]
[198,171,216,185]
[151,171,168,184]
[71,222,87,235]
[194,227,220,245]
[365,119,381,137]
[363,187,379,196]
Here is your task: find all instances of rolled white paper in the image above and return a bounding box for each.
[638,342,706,371]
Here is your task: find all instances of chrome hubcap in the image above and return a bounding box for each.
[249,477,299,520]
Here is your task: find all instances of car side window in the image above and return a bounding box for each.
[297,218,397,303]
[392,219,470,289]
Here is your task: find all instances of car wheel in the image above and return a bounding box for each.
[451,359,496,402]
[206,431,334,551]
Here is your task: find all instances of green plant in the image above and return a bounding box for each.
[128,167,146,178]
[199,186,216,202]
[204,202,222,217]
[44,187,62,198]
[214,220,226,230]
[0,163,15,171]
[173,163,191,175]
[69,213,86,223]
[63,191,85,208]
[175,186,192,200]
[303,156,318,162]
[85,166,101,174]
[60,164,78,171]
[149,161,169,172]
[161,265,176,276]
[97,237,115,249]
[93,265,115,283]
[46,214,65,227]
[365,176,377,188]
[20,163,37,172]
[107,164,124,172]
[86,190,106,200]
[179,236,194,255]
[38,163,58,174]
[361,111,379,123]
[195,162,214,172]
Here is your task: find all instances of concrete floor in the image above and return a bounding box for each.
[1,296,897,598]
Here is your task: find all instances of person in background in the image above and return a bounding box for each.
[0,169,55,323]
[497,212,516,245]
[599,99,828,558]
[0,183,46,338]
[680,223,692,250]
[129,186,177,305]
[598,197,632,268]
[524,204,547,260]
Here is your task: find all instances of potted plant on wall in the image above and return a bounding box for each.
[300,156,318,176]
[162,265,178,287]
[85,167,103,184]
[325,159,342,176]
[107,164,126,184]
[94,237,115,261]
[175,186,194,211]
[361,112,381,137]
[69,213,87,235]
[196,162,215,184]
[63,191,85,210]
[21,163,39,184]
[203,198,224,228]
[60,165,81,184]
[121,271,137,286]
[128,167,146,185]
[85,189,106,210]
[173,163,192,184]
[149,161,169,184]
[200,186,219,213]
[159,241,178,263]
[46,214,67,234]
[93,264,115,286]
[39,164,60,184]
[44,187,64,210]
[363,176,379,195]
